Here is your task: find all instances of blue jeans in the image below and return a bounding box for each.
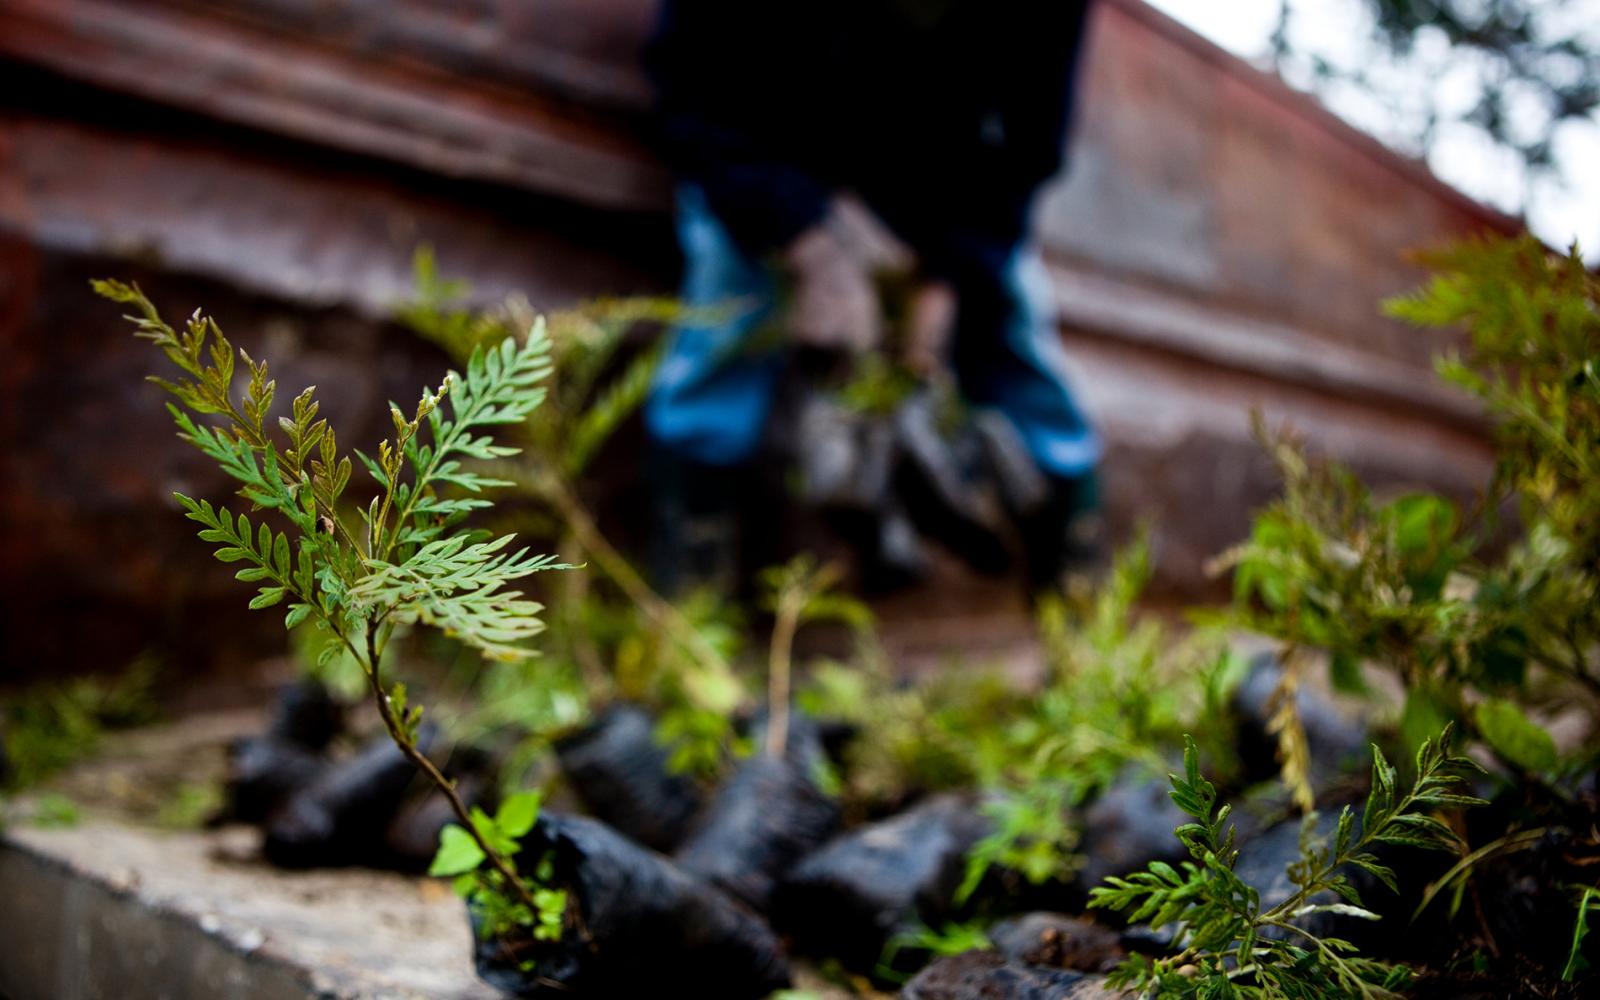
[646,185,1100,479]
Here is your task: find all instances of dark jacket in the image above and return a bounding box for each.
[647,0,1096,276]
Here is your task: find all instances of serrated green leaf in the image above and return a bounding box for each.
[248,587,285,610]
[1349,856,1398,894]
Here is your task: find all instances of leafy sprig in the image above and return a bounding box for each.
[351,535,564,663]
[957,537,1236,902]
[1215,237,1597,806]
[1090,728,1484,999]
[101,279,568,949]
[430,791,569,950]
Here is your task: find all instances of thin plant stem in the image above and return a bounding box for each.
[766,596,801,758]
[560,528,609,697]
[358,627,541,919]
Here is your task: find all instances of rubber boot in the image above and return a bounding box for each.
[647,446,747,597]
[892,390,1011,575]
[1018,471,1105,596]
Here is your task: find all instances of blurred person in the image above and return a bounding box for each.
[644,0,1101,594]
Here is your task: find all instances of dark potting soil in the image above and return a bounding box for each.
[553,703,704,852]
[900,950,1121,1000]
[1407,962,1595,1000]
[1454,789,1600,978]
[476,812,791,999]
[775,792,990,972]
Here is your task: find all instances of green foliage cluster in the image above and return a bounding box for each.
[429,790,568,951]
[759,556,873,761]
[1108,236,1600,994]
[877,919,994,984]
[155,781,226,831]
[102,278,569,951]
[1211,424,1486,802]
[105,276,563,659]
[797,653,1017,811]
[1091,730,1484,999]
[1404,238,1600,692]
[1218,237,1598,782]
[399,247,678,492]
[957,538,1240,898]
[103,234,1595,991]
[0,658,159,794]
[21,793,82,829]
[617,590,749,777]
[1566,886,1600,981]
[398,253,904,791]
[797,539,1241,889]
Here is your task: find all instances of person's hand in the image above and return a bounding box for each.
[903,280,956,378]
[782,219,882,353]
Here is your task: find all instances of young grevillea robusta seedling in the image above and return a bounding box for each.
[1089,728,1485,999]
[100,280,572,961]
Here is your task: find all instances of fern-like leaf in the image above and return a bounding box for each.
[352,535,570,661]
[177,494,314,613]
[377,323,555,560]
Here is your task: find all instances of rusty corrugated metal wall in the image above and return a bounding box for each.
[0,0,1518,676]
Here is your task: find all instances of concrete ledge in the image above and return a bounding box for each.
[0,821,495,1000]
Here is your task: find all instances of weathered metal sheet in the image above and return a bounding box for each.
[0,0,1518,674]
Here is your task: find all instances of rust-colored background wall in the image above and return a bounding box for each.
[0,0,1516,679]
